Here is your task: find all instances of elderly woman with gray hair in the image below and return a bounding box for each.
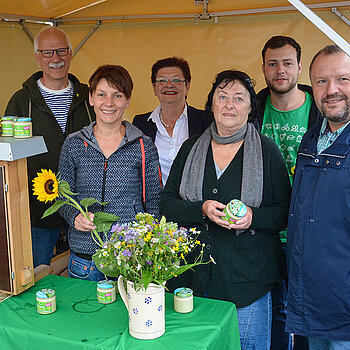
[160,70,291,350]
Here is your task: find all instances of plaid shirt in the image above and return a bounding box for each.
[317,117,350,155]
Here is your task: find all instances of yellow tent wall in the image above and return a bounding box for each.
[1,8,350,121]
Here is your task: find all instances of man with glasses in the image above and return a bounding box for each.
[133,56,211,185]
[5,27,94,268]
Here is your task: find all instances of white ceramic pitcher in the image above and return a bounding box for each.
[117,275,165,339]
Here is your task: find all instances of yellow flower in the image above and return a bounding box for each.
[32,169,59,203]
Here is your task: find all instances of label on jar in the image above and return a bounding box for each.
[36,289,56,314]
[1,119,13,136]
[97,280,116,304]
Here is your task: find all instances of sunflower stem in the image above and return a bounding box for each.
[61,192,104,247]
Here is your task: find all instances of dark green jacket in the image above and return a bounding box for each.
[160,133,291,307]
[5,71,95,228]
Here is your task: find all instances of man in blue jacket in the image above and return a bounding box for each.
[287,45,350,350]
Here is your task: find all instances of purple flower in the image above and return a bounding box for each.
[111,223,119,232]
[114,251,118,257]
[99,263,105,269]
[125,228,139,243]
[118,236,124,241]
[122,249,132,257]
[146,259,152,265]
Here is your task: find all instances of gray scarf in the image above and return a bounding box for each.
[179,122,263,231]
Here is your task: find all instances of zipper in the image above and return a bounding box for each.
[101,159,108,211]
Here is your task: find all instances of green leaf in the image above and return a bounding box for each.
[42,199,70,218]
[93,212,119,233]
[59,180,78,196]
[142,269,152,289]
[80,197,109,211]
[92,252,121,277]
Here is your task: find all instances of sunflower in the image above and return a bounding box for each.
[32,169,59,203]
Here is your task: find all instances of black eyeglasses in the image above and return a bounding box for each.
[37,47,70,58]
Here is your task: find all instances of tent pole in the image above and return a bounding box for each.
[332,7,350,26]
[72,20,101,58]
[288,0,350,56]
[19,20,34,44]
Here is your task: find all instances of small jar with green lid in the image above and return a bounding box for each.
[174,287,193,313]
[97,280,116,304]
[1,116,14,137]
[13,117,32,138]
[36,288,56,314]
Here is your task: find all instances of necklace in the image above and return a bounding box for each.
[160,111,173,129]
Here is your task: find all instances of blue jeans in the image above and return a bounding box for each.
[271,242,293,350]
[31,226,62,267]
[68,251,106,282]
[271,280,293,350]
[237,292,272,350]
[309,338,350,350]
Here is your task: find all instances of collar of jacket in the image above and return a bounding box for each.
[256,84,320,131]
[22,71,87,116]
[77,120,144,152]
[299,117,350,157]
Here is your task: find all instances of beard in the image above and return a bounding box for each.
[321,94,350,124]
[266,75,298,95]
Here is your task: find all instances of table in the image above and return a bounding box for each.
[0,275,240,350]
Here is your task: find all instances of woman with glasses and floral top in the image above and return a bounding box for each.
[133,56,211,186]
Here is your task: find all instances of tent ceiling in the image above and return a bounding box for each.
[1,0,350,22]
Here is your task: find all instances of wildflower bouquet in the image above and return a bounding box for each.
[32,169,119,246]
[92,213,209,291]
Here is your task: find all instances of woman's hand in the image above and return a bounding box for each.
[202,200,231,229]
[229,206,253,230]
[74,212,96,231]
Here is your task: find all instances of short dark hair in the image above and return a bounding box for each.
[205,70,259,123]
[151,57,191,84]
[262,36,301,63]
[309,45,344,78]
[89,65,133,99]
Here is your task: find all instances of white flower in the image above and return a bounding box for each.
[151,238,159,243]
[136,264,142,270]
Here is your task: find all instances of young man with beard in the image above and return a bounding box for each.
[257,36,321,350]
[133,57,211,186]
[5,27,94,268]
[286,45,350,350]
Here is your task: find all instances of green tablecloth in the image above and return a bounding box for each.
[0,275,240,350]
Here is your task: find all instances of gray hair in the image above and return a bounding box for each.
[34,27,72,54]
[309,44,344,78]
